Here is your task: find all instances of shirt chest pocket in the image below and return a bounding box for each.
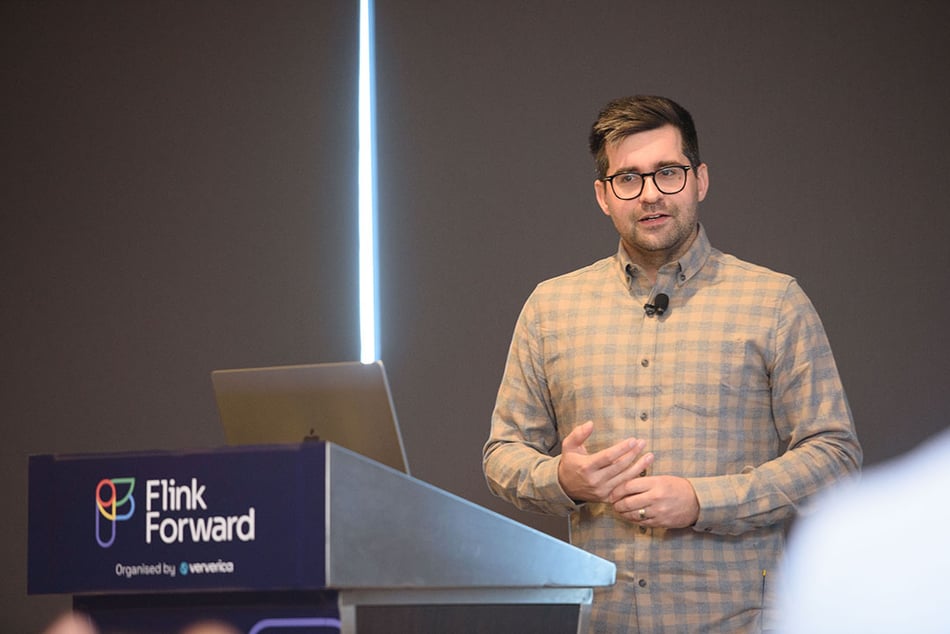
[671,337,771,419]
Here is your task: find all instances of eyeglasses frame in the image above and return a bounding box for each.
[600,164,693,201]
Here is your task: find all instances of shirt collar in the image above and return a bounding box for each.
[676,223,712,284]
[617,223,712,287]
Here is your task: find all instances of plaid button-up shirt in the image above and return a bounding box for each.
[484,225,862,633]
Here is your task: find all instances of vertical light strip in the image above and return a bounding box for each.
[358,0,379,363]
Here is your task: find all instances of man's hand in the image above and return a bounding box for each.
[609,474,700,529]
[557,421,654,503]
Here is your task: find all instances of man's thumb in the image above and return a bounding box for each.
[562,420,594,454]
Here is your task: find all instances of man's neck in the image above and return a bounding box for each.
[623,227,699,285]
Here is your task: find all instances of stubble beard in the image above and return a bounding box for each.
[624,203,698,262]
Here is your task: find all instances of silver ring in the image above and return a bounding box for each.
[638,508,647,521]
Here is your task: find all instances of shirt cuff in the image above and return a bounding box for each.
[688,475,739,534]
[542,455,585,513]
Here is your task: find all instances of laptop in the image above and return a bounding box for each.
[210,360,410,475]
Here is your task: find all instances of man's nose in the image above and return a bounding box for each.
[639,174,662,202]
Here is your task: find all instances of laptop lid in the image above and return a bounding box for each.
[210,360,410,475]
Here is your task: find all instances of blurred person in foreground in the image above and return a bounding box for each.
[41,612,97,634]
[778,427,950,633]
[483,95,862,632]
[178,620,241,634]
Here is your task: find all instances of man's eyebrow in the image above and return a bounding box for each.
[611,159,686,174]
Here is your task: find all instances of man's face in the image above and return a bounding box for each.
[594,125,709,268]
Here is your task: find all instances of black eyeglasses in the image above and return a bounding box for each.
[601,165,692,200]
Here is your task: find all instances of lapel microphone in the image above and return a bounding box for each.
[644,293,670,317]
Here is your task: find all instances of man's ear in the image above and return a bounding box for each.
[695,163,709,202]
[594,179,611,216]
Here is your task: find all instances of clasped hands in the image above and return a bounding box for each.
[557,421,700,528]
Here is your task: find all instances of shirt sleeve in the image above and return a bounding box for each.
[482,291,580,516]
[689,279,863,535]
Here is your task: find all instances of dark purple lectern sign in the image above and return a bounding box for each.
[28,443,328,595]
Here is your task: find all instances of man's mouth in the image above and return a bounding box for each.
[639,213,668,223]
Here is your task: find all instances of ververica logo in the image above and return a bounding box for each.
[96,477,136,548]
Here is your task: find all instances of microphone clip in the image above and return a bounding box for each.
[643,293,670,317]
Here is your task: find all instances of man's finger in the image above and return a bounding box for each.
[607,456,656,501]
[586,437,647,472]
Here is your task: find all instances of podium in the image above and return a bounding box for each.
[28,442,615,633]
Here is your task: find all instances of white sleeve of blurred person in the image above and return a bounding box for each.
[777,427,950,634]
[41,612,98,634]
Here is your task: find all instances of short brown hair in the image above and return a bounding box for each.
[589,95,701,178]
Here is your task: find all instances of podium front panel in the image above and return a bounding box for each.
[29,443,328,594]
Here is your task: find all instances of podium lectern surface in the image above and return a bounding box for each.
[28,442,615,633]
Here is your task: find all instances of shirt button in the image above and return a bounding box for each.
[641,358,650,367]
[679,273,686,281]
[640,412,648,421]
[638,526,647,534]
[638,579,647,588]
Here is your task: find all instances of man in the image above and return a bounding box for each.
[483,95,862,632]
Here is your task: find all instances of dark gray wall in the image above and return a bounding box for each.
[3,0,949,630]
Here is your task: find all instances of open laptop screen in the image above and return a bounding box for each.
[211,360,410,475]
